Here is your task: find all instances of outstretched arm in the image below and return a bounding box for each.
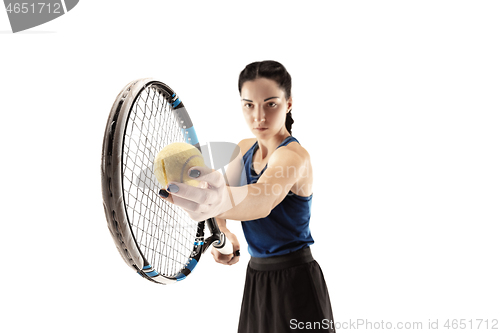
[161,145,307,222]
[218,147,305,220]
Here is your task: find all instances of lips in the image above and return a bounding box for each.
[254,128,268,131]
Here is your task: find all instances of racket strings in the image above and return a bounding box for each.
[122,84,198,278]
[135,88,194,273]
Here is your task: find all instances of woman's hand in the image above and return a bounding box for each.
[211,230,240,265]
[159,166,230,222]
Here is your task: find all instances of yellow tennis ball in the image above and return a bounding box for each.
[154,142,206,188]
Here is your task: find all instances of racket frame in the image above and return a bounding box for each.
[101,78,226,284]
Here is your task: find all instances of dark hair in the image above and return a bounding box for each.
[238,60,294,135]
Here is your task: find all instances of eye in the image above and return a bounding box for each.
[268,102,277,107]
[244,103,253,108]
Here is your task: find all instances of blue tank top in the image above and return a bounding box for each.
[240,136,314,258]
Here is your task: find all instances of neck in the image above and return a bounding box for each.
[255,128,290,160]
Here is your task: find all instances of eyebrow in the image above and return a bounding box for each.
[241,97,280,102]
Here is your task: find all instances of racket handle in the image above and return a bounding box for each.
[213,232,233,255]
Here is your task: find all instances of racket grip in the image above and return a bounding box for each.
[213,232,233,255]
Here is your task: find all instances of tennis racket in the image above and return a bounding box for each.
[101,78,236,284]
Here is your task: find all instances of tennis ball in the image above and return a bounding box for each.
[154,142,206,188]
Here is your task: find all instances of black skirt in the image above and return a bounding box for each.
[238,247,336,333]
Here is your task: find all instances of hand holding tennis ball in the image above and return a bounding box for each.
[154,142,236,222]
[154,142,206,188]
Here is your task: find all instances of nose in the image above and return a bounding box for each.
[253,106,266,123]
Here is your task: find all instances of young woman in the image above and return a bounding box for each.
[160,61,335,332]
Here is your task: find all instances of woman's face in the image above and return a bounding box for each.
[240,77,292,139]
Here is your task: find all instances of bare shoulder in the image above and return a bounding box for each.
[273,141,311,165]
[237,138,257,157]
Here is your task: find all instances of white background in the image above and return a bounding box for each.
[1,1,499,332]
